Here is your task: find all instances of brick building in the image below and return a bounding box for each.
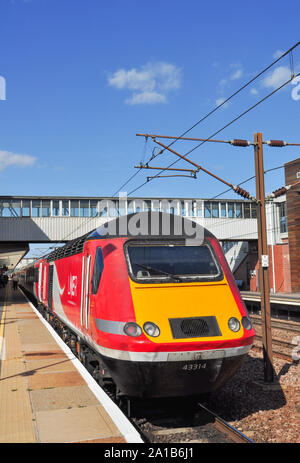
[284,157,300,292]
[236,157,300,294]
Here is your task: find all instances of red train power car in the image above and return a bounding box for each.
[17,212,255,399]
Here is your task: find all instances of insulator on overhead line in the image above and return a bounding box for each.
[230,139,251,147]
[233,185,251,199]
[270,186,288,198]
[265,140,287,147]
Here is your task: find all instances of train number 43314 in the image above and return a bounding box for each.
[182,363,207,371]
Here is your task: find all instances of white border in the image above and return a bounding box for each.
[22,291,143,444]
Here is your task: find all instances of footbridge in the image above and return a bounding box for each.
[0,195,286,269]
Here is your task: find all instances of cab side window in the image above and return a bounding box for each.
[91,247,104,294]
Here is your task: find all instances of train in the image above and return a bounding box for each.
[16,211,255,399]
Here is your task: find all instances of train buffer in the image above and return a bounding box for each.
[0,284,142,443]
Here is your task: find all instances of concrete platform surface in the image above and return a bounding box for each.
[0,284,142,443]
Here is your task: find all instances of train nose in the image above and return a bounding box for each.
[102,346,250,398]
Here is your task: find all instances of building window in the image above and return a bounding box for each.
[32,200,41,217]
[212,202,219,218]
[80,200,89,217]
[204,201,211,218]
[186,201,194,217]
[195,201,202,217]
[127,201,134,214]
[41,200,51,217]
[235,203,242,218]
[144,200,151,212]
[251,204,257,219]
[62,200,69,216]
[279,202,287,233]
[0,200,7,217]
[0,200,20,217]
[134,200,142,213]
[244,203,250,218]
[228,202,234,218]
[220,203,226,217]
[70,200,79,217]
[12,200,21,216]
[160,200,169,213]
[52,200,60,216]
[108,200,119,217]
[22,200,30,217]
[90,200,98,217]
[152,200,160,212]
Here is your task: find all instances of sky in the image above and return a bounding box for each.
[0,0,300,256]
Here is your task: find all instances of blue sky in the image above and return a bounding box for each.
[0,0,300,207]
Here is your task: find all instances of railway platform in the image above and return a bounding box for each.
[241,291,300,306]
[0,283,142,443]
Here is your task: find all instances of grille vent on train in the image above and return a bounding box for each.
[169,316,221,339]
[46,231,93,262]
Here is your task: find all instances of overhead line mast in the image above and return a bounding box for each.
[136,135,255,200]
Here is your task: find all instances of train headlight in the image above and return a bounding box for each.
[143,322,160,337]
[241,316,252,330]
[228,317,241,332]
[124,322,142,337]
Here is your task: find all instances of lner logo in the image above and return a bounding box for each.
[0,75,6,100]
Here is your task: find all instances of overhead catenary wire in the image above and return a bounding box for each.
[129,71,300,197]
[112,41,300,198]
[111,168,142,198]
[158,72,300,162]
[141,42,300,160]
[211,164,285,199]
[152,138,254,200]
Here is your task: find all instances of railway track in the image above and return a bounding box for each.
[251,314,300,333]
[253,334,298,362]
[129,399,254,444]
[251,315,300,362]
[255,334,293,351]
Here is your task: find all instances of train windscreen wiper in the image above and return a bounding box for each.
[136,263,183,282]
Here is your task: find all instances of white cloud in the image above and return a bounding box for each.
[0,150,36,172]
[250,88,258,95]
[108,62,181,104]
[126,91,166,105]
[215,97,229,108]
[217,66,243,100]
[262,66,291,89]
[273,49,284,59]
[218,78,227,88]
[230,69,242,80]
